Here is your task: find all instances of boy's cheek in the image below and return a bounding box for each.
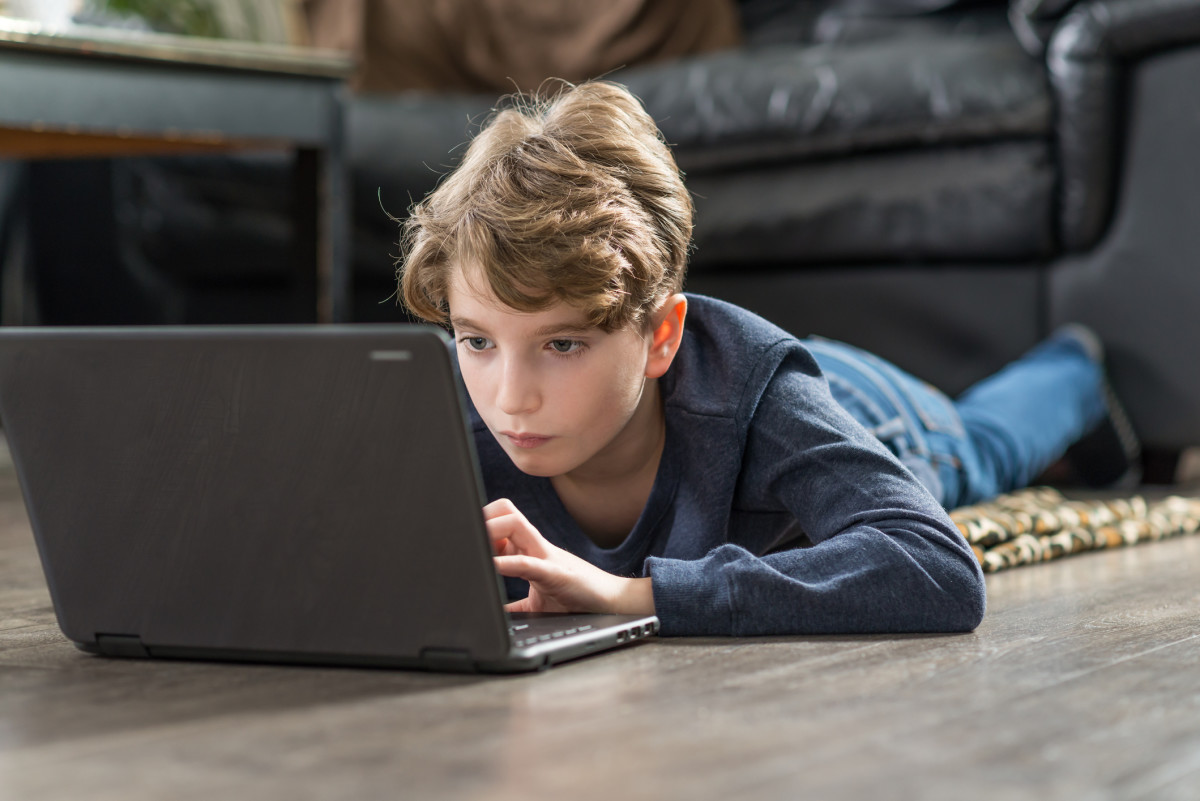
[458,369,490,403]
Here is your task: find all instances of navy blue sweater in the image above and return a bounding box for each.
[471,294,987,636]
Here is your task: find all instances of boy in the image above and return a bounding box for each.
[397,81,1137,637]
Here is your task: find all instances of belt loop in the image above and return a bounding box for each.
[872,417,907,441]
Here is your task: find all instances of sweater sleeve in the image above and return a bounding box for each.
[644,346,987,637]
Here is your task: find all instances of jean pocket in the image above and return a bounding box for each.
[822,371,890,430]
[889,374,966,439]
[809,337,965,442]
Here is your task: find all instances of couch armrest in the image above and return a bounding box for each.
[1009,0,1081,55]
[1048,0,1200,252]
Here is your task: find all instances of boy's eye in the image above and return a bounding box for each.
[460,336,491,351]
[549,339,581,354]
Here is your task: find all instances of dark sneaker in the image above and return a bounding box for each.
[1058,325,1142,489]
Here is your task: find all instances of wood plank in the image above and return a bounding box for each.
[0,126,287,159]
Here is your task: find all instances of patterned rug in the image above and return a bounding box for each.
[949,487,1200,573]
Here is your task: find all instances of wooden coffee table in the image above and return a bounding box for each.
[0,17,354,322]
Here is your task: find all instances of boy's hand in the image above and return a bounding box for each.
[484,498,655,617]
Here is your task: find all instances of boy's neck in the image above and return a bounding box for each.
[550,381,666,549]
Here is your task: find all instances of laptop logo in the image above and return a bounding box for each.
[369,350,413,362]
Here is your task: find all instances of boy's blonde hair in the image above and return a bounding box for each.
[398,80,693,331]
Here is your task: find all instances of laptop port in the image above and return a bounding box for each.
[617,631,628,643]
[631,625,642,638]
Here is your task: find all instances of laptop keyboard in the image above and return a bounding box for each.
[508,621,593,649]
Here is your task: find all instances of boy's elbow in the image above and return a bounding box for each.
[952,576,987,631]
[938,556,987,632]
[896,544,987,633]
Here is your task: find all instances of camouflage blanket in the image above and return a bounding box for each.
[949,487,1200,573]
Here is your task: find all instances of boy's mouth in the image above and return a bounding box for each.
[501,431,552,449]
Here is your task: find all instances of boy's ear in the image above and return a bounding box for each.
[645,294,688,380]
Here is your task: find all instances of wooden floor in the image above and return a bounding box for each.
[2,445,1199,801]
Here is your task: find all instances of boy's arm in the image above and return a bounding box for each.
[645,353,987,637]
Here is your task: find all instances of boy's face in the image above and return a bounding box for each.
[446,266,662,480]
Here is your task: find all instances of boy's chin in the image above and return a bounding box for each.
[504,452,564,478]
[500,445,577,479]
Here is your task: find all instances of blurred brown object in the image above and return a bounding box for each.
[303,0,742,94]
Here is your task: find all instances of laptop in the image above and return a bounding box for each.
[0,325,658,673]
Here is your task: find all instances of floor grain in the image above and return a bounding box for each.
[0,449,1197,801]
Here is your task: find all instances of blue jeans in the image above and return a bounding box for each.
[804,333,1108,509]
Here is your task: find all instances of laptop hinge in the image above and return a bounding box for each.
[419,647,475,672]
[95,633,150,658]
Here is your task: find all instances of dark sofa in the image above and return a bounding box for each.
[8,0,1200,463]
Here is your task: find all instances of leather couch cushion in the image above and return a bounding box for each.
[620,18,1050,174]
[687,140,1055,268]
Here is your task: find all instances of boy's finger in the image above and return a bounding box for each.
[505,598,535,613]
[494,554,553,584]
[484,511,518,538]
[484,513,524,544]
[484,511,545,555]
[482,497,520,520]
[483,499,535,541]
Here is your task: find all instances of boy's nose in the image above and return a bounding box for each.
[495,359,540,416]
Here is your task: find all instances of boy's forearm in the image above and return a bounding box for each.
[643,520,986,637]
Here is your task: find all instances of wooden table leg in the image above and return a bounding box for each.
[290,148,319,322]
[305,89,350,324]
[294,106,348,323]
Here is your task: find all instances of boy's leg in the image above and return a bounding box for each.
[952,325,1129,504]
[807,327,1136,510]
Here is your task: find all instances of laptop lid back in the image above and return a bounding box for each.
[0,325,512,665]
